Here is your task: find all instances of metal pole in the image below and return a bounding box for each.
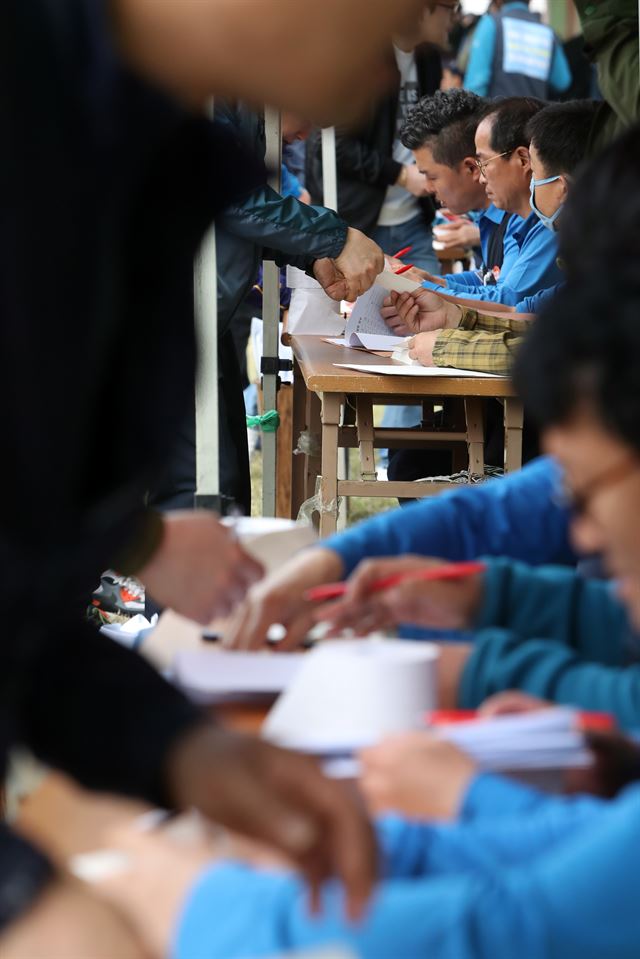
[321,127,348,529]
[194,100,220,512]
[261,106,282,517]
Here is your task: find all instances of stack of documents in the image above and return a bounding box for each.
[172,648,306,704]
[430,708,592,771]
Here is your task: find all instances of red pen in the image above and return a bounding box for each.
[392,245,413,259]
[394,263,414,275]
[304,560,486,603]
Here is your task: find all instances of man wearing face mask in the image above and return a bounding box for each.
[382,99,598,374]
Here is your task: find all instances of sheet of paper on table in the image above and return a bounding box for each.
[172,648,306,703]
[334,362,506,379]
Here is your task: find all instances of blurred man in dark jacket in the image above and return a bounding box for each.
[149,103,383,516]
[1,0,427,950]
[306,1,458,271]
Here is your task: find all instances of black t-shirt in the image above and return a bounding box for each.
[0,0,262,923]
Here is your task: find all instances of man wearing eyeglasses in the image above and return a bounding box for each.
[419,96,564,306]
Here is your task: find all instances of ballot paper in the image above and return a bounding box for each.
[344,284,390,338]
[431,708,592,771]
[172,648,306,703]
[326,333,408,351]
[334,362,505,378]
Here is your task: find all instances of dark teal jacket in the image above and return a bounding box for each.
[461,559,640,728]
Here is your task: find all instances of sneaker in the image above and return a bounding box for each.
[92,570,145,616]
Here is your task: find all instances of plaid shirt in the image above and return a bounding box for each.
[432,309,533,375]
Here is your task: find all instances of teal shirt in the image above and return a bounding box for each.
[460,559,640,727]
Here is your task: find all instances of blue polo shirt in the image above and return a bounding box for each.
[464,1,572,96]
[423,212,563,306]
[435,204,514,294]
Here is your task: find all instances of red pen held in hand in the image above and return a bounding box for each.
[304,560,486,603]
[394,263,414,275]
[392,245,413,259]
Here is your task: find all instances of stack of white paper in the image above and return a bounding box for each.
[432,709,592,770]
[172,648,306,704]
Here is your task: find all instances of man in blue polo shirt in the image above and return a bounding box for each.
[465,0,571,99]
[420,97,564,305]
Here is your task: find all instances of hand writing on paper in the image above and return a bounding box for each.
[407,330,440,366]
[313,555,485,637]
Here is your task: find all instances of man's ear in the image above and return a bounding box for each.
[558,176,571,203]
[462,157,480,181]
[514,146,532,173]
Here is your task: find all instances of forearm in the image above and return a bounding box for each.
[432,329,524,376]
[218,187,347,261]
[335,135,401,188]
[476,559,631,653]
[322,457,574,577]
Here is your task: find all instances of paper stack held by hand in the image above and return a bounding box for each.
[430,708,592,771]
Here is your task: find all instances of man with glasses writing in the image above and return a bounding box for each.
[419,97,564,305]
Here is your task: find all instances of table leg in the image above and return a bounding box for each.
[319,392,342,537]
[464,396,485,476]
[356,396,377,481]
[504,397,524,474]
[305,388,322,503]
[291,362,307,519]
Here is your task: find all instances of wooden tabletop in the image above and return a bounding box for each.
[290,335,516,398]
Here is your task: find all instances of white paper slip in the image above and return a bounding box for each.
[325,334,406,351]
[374,270,422,295]
[334,362,506,379]
[172,648,306,703]
[344,284,390,338]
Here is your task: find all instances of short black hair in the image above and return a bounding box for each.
[526,100,599,177]
[401,89,487,167]
[514,282,640,453]
[483,97,545,154]
[514,123,640,446]
[558,122,640,286]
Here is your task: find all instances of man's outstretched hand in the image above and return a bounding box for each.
[166,724,378,920]
[314,228,384,301]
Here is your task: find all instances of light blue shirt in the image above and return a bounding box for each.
[424,212,563,305]
[464,2,572,97]
[174,773,640,958]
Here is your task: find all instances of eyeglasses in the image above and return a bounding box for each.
[474,150,512,177]
[435,2,462,14]
[558,458,640,519]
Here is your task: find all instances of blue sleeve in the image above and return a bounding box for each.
[461,627,640,728]
[279,163,303,199]
[323,456,575,578]
[431,223,562,305]
[463,15,497,95]
[436,270,484,291]
[515,284,562,314]
[549,40,572,93]
[476,558,632,654]
[174,787,640,959]
[377,776,606,878]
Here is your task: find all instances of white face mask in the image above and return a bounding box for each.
[529,174,563,231]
